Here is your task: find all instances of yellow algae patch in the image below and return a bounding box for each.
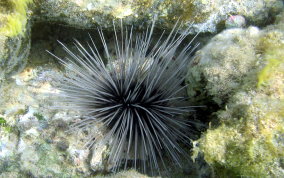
[0,0,33,37]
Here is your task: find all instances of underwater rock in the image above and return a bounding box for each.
[0,0,33,83]
[0,0,283,177]
[108,169,150,178]
[90,143,109,172]
[186,26,261,105]
[0,0,283,81]
[0,131,18,159]
[0,65,94,176]
[191,10,284,177]
[193,92,284,177]
[0,32,31,83]
[33,0,283,33]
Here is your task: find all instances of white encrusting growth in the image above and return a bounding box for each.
[48,20,199,174]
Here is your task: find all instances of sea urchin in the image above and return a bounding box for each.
[49,20,199,174]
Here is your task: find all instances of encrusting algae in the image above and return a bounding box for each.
[191,10,284,177]
[0,0,33,37]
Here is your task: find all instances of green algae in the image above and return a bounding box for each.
[191,10,284,177]
[193,96,284,177]
[258,58,283,88]
[0,0,33,37]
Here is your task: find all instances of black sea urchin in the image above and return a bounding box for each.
[49,20,199,174]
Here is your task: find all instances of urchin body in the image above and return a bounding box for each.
[50,21,198,173]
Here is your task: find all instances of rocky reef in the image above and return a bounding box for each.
[190,10,284,177]
[0,0,283,177]
[0,0,32,82]
[1,0,283,82]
